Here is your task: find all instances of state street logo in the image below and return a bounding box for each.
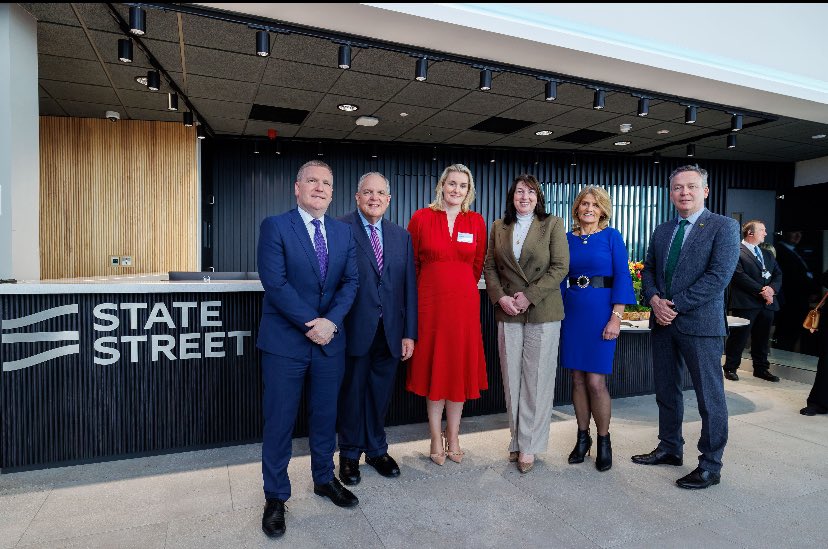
[2,305,80,371]
[2,300,252,372]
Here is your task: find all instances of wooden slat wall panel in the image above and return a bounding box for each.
[39,117,199,279]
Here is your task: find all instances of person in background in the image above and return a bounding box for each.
[257,160,360,538]
[483,174,568,474]
[723,220,783,382]
[801,269,828,416]
[775,230,819,352]
[632,165,740,490]
[406,164,488,466]
[560,186,636,472]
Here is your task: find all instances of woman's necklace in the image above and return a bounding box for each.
[579,228,599,244]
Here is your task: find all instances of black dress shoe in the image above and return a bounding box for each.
[723,370,739,381]
[262,499,286,538]
[313,478,359,508]
[753,370,780,382]
[631,448,683,466]
[595,433,612,472]
[676,467,720,489]
[365,453,401,478]
[339,456,361,486]
[800,406,828,416]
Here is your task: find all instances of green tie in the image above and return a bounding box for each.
[665,219,689,299]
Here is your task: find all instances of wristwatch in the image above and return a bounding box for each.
[612,311,623,320]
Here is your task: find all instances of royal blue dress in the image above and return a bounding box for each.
[561,228,636,374]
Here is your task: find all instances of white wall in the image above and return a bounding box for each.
[0,4,40,280]
[794,156,828,187]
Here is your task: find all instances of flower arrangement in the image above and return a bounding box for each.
[624,261,651,319]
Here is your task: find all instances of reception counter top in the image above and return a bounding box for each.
[0,274,264,294]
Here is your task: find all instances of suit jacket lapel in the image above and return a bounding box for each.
[675,210,710,271]
[290,209,323,284]
[351,211,381,276]
[517,217,544,274]
[500,222,527,281]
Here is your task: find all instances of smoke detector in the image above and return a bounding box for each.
[355,116,379,127]
[619,123,632,133]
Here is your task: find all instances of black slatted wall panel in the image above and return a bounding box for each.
[204,139,794,270]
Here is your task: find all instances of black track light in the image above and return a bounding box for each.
[731,114,743,132]
[415,57,428,81]
[593,89,606,110]
[685,105,697,124]
[256,30,269,57]
[653,152,661,164]
[479,69,492,91]
[167,93,178,111]
[727,134,737,149]
[317,142,324,157]
[544,80,557,101]
[637,97,650,117]
[338,44,351,69]
[686,144,696,157]
[570,153,577,167]
[183,112,194,127]
[253,141,260,154]
[147,70,160,91]
[196,125,206,140]
[118,38,133,63]
[129,6,145,36]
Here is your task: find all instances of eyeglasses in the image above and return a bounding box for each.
[671,183,703,193]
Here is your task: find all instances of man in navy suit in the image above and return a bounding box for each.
[723,220,782,382]
[632,165,740,490]
[336,172,417,485]
[257,160,359,538]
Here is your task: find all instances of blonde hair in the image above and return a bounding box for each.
[571,186,612,231]
[429,164,476,213]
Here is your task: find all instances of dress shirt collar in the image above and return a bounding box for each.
[298,206,324,227]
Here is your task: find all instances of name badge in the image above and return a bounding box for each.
[457,232,474,243]
[762,269,771,280]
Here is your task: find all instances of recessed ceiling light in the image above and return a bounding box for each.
[134,76,148,86]
[657,129,670,135]
[812,134,827,139]
[337,104,359,112]
[535,130,554,136]
[399,112,409,117]
[614,141,631,146]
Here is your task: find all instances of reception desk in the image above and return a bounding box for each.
[0,275,707,471]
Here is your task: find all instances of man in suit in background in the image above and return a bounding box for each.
[632,165,740,490]
[723,220,783,382]
[774,230,819,352]
[257,160,359,538]
[337,172,417,485]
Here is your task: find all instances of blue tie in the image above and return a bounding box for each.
[754,246,765,268]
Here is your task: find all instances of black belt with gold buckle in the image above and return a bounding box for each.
[569,275,614,289]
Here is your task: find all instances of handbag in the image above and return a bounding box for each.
[803,292,828,332]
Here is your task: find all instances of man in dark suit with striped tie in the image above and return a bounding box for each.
[337,172,417,486]
[723,220,783,382]
[632,165,740,490]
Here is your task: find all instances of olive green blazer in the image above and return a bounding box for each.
[483,215,569,323]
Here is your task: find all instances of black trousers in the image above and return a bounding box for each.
[724,307,774,373]
[337,323,398,459]
[807,325,828,411]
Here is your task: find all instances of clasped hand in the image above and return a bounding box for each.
[650,295,678,326]
[759,286,774,306]
[499,292,531,316]
[305,317,336,346]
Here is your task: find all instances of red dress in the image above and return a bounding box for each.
[406,208,488,402]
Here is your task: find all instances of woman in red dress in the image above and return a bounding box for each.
[406,164,488,465]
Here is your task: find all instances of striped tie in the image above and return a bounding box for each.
[368,225,383,274]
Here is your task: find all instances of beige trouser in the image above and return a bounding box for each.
[497,321,561,455]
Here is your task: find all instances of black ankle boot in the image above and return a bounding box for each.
[595,433,612,472]
[567,429,592,464]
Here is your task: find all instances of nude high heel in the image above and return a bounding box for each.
[446,432,465,464]
[430,431,447,466]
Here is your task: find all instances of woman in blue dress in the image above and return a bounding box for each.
[561,186,635,472]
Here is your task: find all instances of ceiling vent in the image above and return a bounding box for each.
[470,116,533,134]
[248,105,309,125]
[554,129,616,144]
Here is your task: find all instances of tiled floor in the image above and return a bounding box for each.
[1,363,826,548]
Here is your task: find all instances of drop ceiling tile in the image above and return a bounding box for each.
[261,59,341,92]
[391,82,468,109]
[315,95,385,117]
[254,85,324,111]
[490,72,545,100]
[327,71,409,102]
[643,120,713,140]
[76,4,180,42]
[140,38,184,73]
[532,141,582,150]
[399,126,461,142]
[89,31,154,69]
[443,131,502,146]
[39,81,119,104]
[372,103,439,125]
[180,14,266,55]
[646,101,687,122]
[38,23,97,60]
[346,129,401,141]
[39,98,66,116]
[746,120,828,144]
[545,107,616,129]
[243,120,300,137]
[118,89,171,111]
[105,63,183,94]
[303,112,358,131]
[208,116,247,134]
[190,97,252,121]
[426,62,480,89]
[550,83,594,108]
[345,119,414,138]
[38,55,109,87]
[187,75,258,103]
[586,114,662,134]
[349,48,413,80]
[57,99,123,119]
[270,34,340,67]
[580,135,661,153]
[445,92,522,116]
[489,135,553,148]
[294,127,350,140]
[497,100,573,123]
[124,108,181,122]
[601,92,643,116]
[421,110,488,130]
[21,3,78,25]
[184,46,266,83]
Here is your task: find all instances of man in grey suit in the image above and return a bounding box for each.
[632,165,740,490]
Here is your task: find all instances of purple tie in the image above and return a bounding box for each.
[311,219,328,280]
[368,225,383,274]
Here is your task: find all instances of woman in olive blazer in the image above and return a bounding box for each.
[483,174,569,473]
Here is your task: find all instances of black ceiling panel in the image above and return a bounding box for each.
[470,116,534,135]
[554,129,617,145]
[248,105,310,125]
